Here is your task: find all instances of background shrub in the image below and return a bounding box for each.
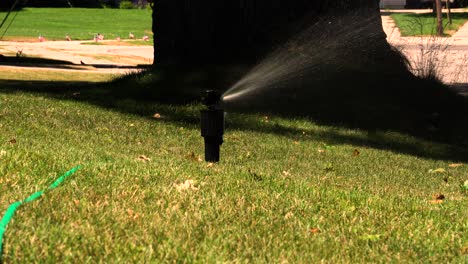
[119,0,135,9]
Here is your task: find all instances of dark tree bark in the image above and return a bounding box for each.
[435,0,444,36]
[152,0,384,65]
[446,0,452,25]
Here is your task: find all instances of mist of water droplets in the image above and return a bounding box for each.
[223,11,382,102]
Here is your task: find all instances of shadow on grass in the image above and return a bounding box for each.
[0,56,149,70]
[0,62,467,162]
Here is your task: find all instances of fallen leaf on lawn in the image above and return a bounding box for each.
[429,168,445,173]
[448,163,463,168]
[309,228,320,234]
[293,141,299,145]
[9,138,16,144]
[318,149,325,154]
[284,211,294,220]
[432,194,445,200]
[248,169,262,181]
[206,162,214,168]
[174,180,199,192]
[137,155,151,162]
[153,113,161,119]
[352,149,360,156]
[73,199,80,206]
[430,193,445,204]
[126,208,140,220]
[187,152,201,162]
[129,123,135,127]
[461,245,468,255]
[282,170,291,176]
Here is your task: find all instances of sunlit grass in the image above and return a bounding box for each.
[0,68,114,82]
[0,77,466,262]
[391,12,468,36]
[0,8,152,41]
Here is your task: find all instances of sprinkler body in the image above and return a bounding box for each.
[201,90,224,162]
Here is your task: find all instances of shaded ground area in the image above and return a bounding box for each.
[1,63,467,163]
[0,40,153,75]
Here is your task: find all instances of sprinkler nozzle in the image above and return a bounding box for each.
[200,90,224,162]
[202,90,222,109]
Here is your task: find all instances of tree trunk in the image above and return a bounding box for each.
[152,0,383,65]
[446,0,452,25]
[435,0,444,36]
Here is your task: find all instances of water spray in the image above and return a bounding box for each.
[200,90,224,162]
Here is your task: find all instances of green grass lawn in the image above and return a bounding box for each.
[0,8,152,41]
[391,12,468,36]
[0,73,467,262]
[0,68,114,82]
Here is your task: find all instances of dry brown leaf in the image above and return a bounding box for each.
[432,194,445,200]
[284,212,294,220]
[430,193,445,204]
[206,162,214,168]
[309,228,320,234]
[353,149,360,156]
[187,152,196,160]
[137,155,151,162]
[126,208,140,219]
[448,163,463,168]
[174,180,199,192]
[318,149,325,153]
[461,246,468,255]
[187,152,202,162]
[9,138,16,144]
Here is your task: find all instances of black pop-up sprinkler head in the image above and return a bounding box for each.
[200,90,224,162]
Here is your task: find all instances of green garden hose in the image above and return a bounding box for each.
[0,166,81,261]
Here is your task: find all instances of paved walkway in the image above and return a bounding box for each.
[381,9,468,95]
[453,19,468,38]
